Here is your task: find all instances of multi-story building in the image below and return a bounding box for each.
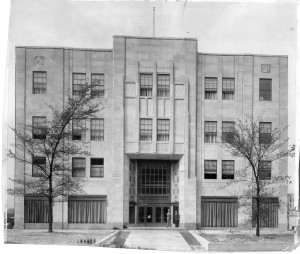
[15,35,288,230]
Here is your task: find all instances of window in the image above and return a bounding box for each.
[201,197,238,227]
[222,160,234,179]
[205,78,217,100]
[259,79,272,101]
[32,116,46,139]
[222,121,235,143]
[72,119,86,140]
[32,156,46,177]
[25,196,49,223]
[72,158,86,177]
[140,74,153,96]
[73,73,86,96]
[33,72,47,94]
[252,197,278,227]
[204,160,217,179]
[204,121,217,143]
[259,122,271,144]
[157,74,170,97]
[258,161,271,180]
[222,78,235,100]
[68,196,107,223]
[157,119,170,141]
[91,74,105,97]
[90,118,104,141]
[91,158,104,178]
[140,119,152,141]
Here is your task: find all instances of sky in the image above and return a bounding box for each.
[2,0,298,210]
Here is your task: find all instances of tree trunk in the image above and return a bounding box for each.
[48,198,53,232]
[256,197,260,237]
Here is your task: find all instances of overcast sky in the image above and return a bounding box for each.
[4,0,298,209]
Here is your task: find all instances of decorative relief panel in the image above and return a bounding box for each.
[261,64,271,73]
[175,84,185,98]
[157,143,169,154]
[171,165,179,202]
[125,82,136,97]
[34,56,44,66]
[139,142,152,153]
[129,161,136,202]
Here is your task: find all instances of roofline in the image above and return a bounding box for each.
[113,35,198,41]
[15,46,113,52]
[198,52,288,58]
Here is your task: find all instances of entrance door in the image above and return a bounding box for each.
[138,205,170,227]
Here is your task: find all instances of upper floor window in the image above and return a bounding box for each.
[140,74,153,96]
[72,158,86,177]
[222,160,234,179]
[33,72,47,94]
[258,161,271,180]
[91,74,105,97]
[157,119,170,141]
[90,158,104,178]
[204,121,217,143]
[32,116,46,139]
[205,77,217,100]
[222,121,235,143]
[140,119,152,141]
[91,118,104,141]
[32,156,46,177]
[222,78,235,100]
[157,74,170,97]
[259,122,271,144]
[259,79,272,101]
[73,73,86,96]
[204,160,217,179]
[72,119,86,141]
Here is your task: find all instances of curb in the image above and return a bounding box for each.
[96,230,120,247]
[189,230,209,250]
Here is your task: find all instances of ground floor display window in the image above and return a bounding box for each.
[252,197,278,227]
[24,196,49,223]
[201,197,238,227]
[68,195,107,223]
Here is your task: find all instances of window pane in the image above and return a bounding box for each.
[91,118,104,141]
[32,156,46,177]
[259,122,272,144]
[25,196,49,223]
[258,161,271,180]
[91,74,105,97]
[33,72,47,94]
[73,73,86,96]
[204,121,217,143]
[222,160,234,179]
[204,160,217,179]
[259,79,272,101]
[222,121,235,143]
[90,158,104,177]
[32,116,46,139]
[157,74,170,97]
[140,74,153,96]
[157,119,170,141]
[140,119,152,141]
[72,158,86,177]
[222,78,235,100]
[72,119,86,140]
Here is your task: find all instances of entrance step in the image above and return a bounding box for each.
[127,227,184,230]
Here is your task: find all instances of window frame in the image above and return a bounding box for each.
[72,73,86,96]
[258,161,272,180]
[90,118,104,141]
[205,77,218,100]
[32,156,46,177]
[32,71,47,94]
[90,158,104,178]
[222,78,235,100]
[32,116,46,139]
[140,73,153,97]
[222,121,235,143]
[72,158,86,177]
[204,160,217,179]
[140,118,152,141]
[157,119,170,142]
[259,78,272,101]
[204,121,217,143]
[91,73,105,97]
[222,160,235,179]
[72,119,86,141]
[259,122,272,144]
[157,74,170,97]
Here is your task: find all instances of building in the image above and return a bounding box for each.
[15,35,288,230]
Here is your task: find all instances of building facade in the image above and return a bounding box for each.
[15,35,288,230]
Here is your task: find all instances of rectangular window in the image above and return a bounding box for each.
[252,197,278,227]
[90,158,104,178]
[73,73,86,96]
[259,79,272,101]
[157,74,170,97]
[90,118,104,141]
[259,122,271,144]
[140,74,153,96]
[91,74,105,97]
[222,78,235,100]
[157,119,170,141]
[222,160,234,179]
[140,119,152,141]
[68,196,107,223]
[32,156,46,177]
[32,116,46,139]
[258,161,271,180]
[24,196,49,223]
[72,119,86,141]
[201,197,238,227]
[72,158,86,177]
[222,121,235,143]
[204,121,217,143]
[33,71,47,94]
[205,77,217,100]
[204,160,217,179]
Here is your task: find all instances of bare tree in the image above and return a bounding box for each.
[219,115,293,236]
[9,83,104,232]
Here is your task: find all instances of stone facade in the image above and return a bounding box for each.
[15,35,288,230]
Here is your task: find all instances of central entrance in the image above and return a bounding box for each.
[138,205,170,227]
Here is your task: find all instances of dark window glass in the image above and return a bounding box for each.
[90,158,104,178]
[72,119,86,141]
[222,121,235,143]
[33,72,47,94]
[204,160,217,179]
[32,116,46,139]
[259,122,272,144]
[157,119,170,141]
[73,73,86,96]
[72,158,86,177]
[259,79,272,101]
[140,74,153,96]
[90,118,104,141]
[222,78,235,100]
[222,160,234,179]
[157,74,170,97]
[32,156,46,177]
[140,119,152,141]
[258,161,271,180]
[91,74,105,97]
[205,77,217,100]
[204,121,217,143]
